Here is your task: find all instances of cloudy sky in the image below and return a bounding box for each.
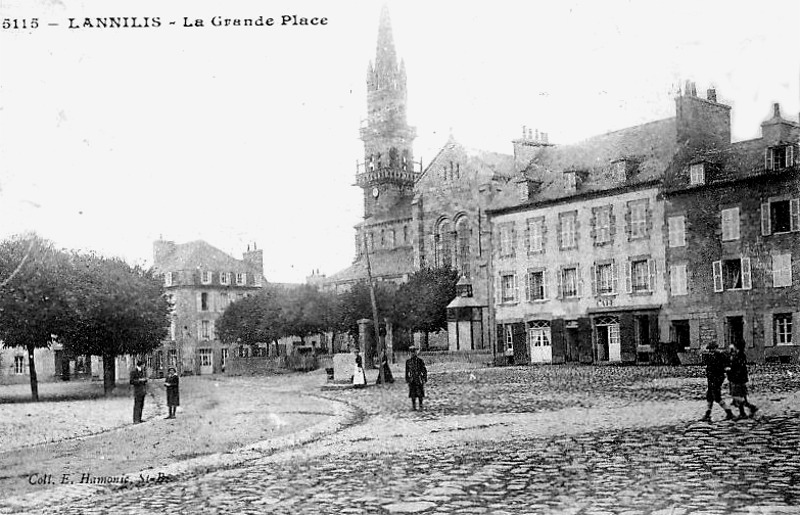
[1,0,798,283]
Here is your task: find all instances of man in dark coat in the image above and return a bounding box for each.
[701,342,734,422]
[130,360,148,424]
[727,344,758,420]
[405,346,427,410]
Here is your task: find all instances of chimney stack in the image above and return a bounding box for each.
[706,88,716,103]
[773,103,781,118]
[522,125,527,139]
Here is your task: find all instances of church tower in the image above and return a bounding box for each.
[356,5,418,220]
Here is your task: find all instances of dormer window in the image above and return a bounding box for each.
[236,272,246,286]
[612,160,627,181]
[164,272,174,287]
[765,145,795,170]
[219,272,230,285]
[564,171,577,192]
[201,271,212,285]
[689,163,705,185]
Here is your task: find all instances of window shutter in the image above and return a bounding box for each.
[611,261,619,294]
[625,261,632,294]
[591,264,597,296]
[494,275,501,304]
[197,321,203,340]
[511,226,517,257]
[761,202,772,236]
[576,266,583,297]
[678,217,686,246]
[196,293,202,312]
[209,320,216,341]
[763,313,775,347]
[741,257,752,290]
[788,144,794,167]
[556,269,563,299]
[681,265,689,295]
[669,266,678,295]
[712,261,723,292]
[524,271,530,301]
[543,270,549,299]
[765,148,773,170]
[525,223,531,253]
[790,198,800,232]
[648,259,657,291]
[242,273,247,285]
[513,274,519,302]
[731,208,740,240]
[788,255,794,286]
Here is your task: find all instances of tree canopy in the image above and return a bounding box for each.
[394,266,459,336]
[0,235,74,401]
[61,253,171,394]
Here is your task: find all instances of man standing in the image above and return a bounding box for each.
[701,342,734,422]
[405,346,427,411]
[130,360,148,424]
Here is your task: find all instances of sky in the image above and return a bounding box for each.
[1,0,798,283]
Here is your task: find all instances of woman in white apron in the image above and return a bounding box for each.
[352,354,367,388]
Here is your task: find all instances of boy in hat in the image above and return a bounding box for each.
[701,342,735,421]
[130,360,148,424]
[405,346,427,410]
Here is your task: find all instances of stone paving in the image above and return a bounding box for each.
[4,364,800,514]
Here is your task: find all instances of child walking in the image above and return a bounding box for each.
[701,342,735,422]
[727,344,758,420]
[164,367,180,419]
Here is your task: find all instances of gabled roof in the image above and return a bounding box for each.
[154,240,257,274]
[420,136,515,185]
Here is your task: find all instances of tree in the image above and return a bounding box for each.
[216,285,286,350]
[394,266,459,349]
[0,234,74,401]
[337,280,395,339]
[63,254,171,395]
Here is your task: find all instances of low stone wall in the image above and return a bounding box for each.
[392,349,493,366]
[226,354,321,376]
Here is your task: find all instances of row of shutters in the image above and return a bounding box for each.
[496,259,658,303]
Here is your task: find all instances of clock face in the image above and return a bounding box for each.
[372,187,380,198]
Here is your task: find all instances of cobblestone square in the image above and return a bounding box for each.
[2,364,799,514]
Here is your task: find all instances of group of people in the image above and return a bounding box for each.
[129,360,181,424]
[352,345,428,410]
[703,342,758,421]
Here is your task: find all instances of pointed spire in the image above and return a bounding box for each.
[371,4,401,91]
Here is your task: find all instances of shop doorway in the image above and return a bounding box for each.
[671,320,690,351]
[528,321,552,363]
[565,324,580,362]
[595,316,621,362]
[726,316,744,350]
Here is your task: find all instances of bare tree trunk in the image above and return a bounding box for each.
[27,344,39,402]
[102,353,116,396]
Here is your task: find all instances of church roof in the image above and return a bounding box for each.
[324,246,415,284]
[362,202,413,226]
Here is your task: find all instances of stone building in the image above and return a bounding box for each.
[325,7,515,350]
[662,101,800,362]
[487,112,677,364]
[152,239,264,375]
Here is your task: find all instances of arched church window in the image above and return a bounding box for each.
[389,148,398,168]
[369,155,375,172]
[380,229,385,248]
[455,217,471,278]
[435,219,453,269]
[402,151,408,171]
